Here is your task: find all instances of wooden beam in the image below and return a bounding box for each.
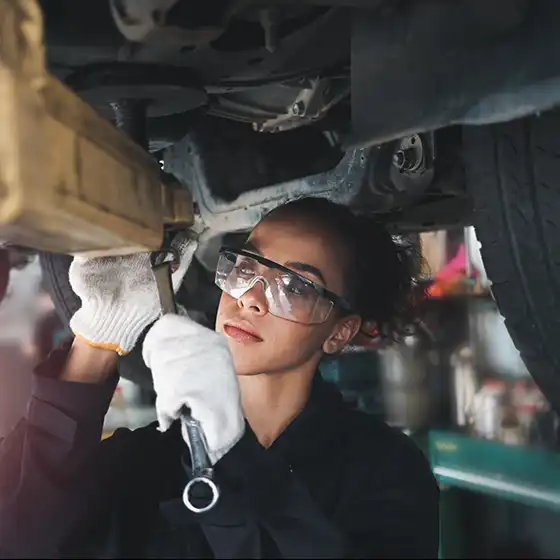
[0,0,193,256]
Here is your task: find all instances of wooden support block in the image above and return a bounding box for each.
[0,0,193,257]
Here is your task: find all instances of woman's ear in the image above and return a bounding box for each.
[323,314,362,355]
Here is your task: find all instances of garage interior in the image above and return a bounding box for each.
[3,226,560,558]
[3,0,560,557]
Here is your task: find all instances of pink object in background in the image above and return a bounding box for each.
[436,243,479,282]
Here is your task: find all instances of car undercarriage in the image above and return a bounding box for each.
[13,0,560,408]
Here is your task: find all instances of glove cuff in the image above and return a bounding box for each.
[70,302,159,355]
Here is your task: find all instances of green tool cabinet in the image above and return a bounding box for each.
[429,430,560,558]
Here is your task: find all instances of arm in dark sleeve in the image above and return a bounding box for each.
[197,426,439,559]
[0,345,119,558]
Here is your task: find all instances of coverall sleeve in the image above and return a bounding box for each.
[0,345,121,559]
[197,426,440,559]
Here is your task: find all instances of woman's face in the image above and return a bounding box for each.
[215,213,361,376]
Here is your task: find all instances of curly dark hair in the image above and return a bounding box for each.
[266,197,425,341]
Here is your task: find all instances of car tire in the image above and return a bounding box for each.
[464,111,560,412]
[39,252,79,323]
[0,250,11,305]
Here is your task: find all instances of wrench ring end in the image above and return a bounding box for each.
[183,476,220,513]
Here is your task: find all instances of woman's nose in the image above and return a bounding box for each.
[237,278,268,315]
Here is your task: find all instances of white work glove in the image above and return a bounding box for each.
[69,233,197,355]
[143,314,245,466]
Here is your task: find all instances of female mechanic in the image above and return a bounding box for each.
[0,197,439,558]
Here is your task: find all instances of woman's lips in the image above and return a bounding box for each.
[223,323,263,343]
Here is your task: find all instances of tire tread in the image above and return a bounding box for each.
[465,113,560,411]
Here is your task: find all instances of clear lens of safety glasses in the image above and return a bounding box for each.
[215,249,337,325]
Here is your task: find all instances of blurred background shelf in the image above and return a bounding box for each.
[430,430,560,512]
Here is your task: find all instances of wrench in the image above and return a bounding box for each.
[150,248,220,513]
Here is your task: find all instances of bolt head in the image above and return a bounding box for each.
[291,101,305,116]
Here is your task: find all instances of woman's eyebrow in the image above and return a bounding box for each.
[285,261,326,285]
[244,240,327,285]
[243,240,262,254]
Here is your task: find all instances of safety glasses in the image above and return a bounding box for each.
[215,247,352,325]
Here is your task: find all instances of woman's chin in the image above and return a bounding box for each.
[229,347,262,377]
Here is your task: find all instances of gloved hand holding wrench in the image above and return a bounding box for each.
[69,232,245,513]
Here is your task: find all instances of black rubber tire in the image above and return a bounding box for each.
[0,250,11,305]
[39,252,154,389]
[39,252,79,323]
[464,111,560,413]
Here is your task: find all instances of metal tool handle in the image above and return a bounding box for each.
[150,249,179,315]
[181,413,220,513]
[150,249,220,513]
